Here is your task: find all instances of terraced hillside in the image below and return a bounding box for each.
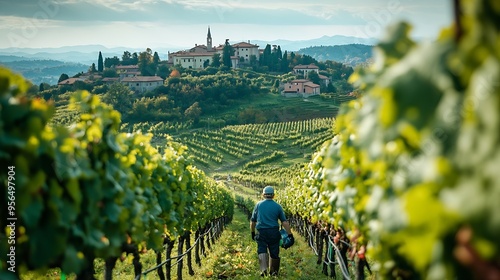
[171,118,336,187]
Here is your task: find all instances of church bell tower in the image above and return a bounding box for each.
[207,26,212,51]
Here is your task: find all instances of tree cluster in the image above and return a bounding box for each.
[157,72,258,115]
[101,49,165,77]
[258,44,289,72]
[87,71,262,124]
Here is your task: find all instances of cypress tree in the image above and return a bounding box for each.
[98,51,104,72]
[281,51,289,72]
[222,39,234,68]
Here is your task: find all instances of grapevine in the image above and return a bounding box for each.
[281,0,500,278]
[0,68,234,279]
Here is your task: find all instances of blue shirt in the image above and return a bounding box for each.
[251,199,287,230]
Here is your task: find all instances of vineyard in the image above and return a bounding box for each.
[0,71,234,280]
[112,117,337,189]
[2,0,500,279]
[278,1,500,279]
[174,118,335,186]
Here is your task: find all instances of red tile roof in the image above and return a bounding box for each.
[290,79,310,83]
[116,65,139,70]
[283,79,320,90]
[170,51,216,57]
[102,77,119,82]
[189,45,212,51]
[232,42,259,48]
[293,64,319,69]
[121,76,164,82]
[304,82,320,88]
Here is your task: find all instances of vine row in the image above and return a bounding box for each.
[0,69,234,280]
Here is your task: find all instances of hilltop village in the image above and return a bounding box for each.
[56,27,346,97]
[168,27,259,69]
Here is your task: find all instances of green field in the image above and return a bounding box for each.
[205,93,342,123]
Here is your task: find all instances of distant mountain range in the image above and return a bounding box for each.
[297,44,373,66]
[250,35,376,52]
[0,59,88,85]
[0,45,174,65]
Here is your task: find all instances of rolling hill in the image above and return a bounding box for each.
[297,44,373,66]
[0,59,88,85]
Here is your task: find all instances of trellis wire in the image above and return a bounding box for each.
[134,225,214,280]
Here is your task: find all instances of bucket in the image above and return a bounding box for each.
[279,229,288,246]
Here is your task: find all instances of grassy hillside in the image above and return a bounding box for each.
[199,93,342,125]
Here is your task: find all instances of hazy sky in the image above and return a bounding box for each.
[0,0,453,49]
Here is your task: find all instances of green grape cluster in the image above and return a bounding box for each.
[0,68,234,277]
[281,0,500,278]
